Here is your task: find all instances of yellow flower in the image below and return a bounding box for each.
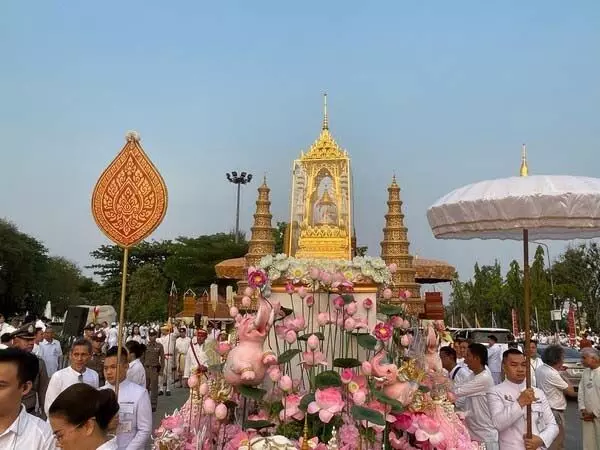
[348,381,359,393]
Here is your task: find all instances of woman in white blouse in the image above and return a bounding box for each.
[48,383,119,450]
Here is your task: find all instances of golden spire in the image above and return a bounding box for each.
[520,143,529,177]
[245,178,275,267]
[322,92,328,130]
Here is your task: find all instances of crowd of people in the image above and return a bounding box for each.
[0,313,227,449]
[442,334,600,450]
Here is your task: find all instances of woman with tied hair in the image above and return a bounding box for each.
[48,383,119,450]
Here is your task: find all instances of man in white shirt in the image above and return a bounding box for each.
[125,340,146,388]
[38,327,63,377]
[158,325,178,396]
[487,335,503,384]
[44,338,99,417]
[107,323,119,348]
[528,340,544,388]
[487,348,558,450]
[452,343,498,448]
[536,345,577,450]
[440,346,471,386]
[0,348,54,449]
[102,346,152,449]
[578,347,600,449]
[183,328,210,385]
[175,326,191,387]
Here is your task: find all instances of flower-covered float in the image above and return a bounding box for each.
[154,256,478,450]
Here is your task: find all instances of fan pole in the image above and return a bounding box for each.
[523,229,532,438]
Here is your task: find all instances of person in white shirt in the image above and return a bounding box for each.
[440,346,471,386]
[0,348,54,449]
[452,343,498,448]
[125,340,146,388]
[175,326,191,387]
[578,347,600,449]
[487,348,558,450]
[49,382,119,450]
[182,328,210,385]
[528,340,544,388]
[107,323,118,348]
[158,325,178,396]
[487,335,503,384]
[0,314,16,337]
[45,338,100,417]
[536,345,577,450]
[101,346,152,449]
[38,326,63,377]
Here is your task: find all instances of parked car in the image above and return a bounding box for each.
[453,328,512,347]
[537,344,583,390]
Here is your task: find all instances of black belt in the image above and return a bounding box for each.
[551,408,565,412]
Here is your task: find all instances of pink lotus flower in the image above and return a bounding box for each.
[284,316,306,332]
[203,398,216,414]
[360,400,395,432]
[280,393,305,422]
[268,366,282,382]
[389,432,419,450]
[216,341,232,355]
[393,413,417,433]
[415,415,444,445]
[307,388,344,423]
[352,390,366,405]
[401,319,411,330]
[309,267,321,280]
[341,368,354,384]
[279,375,293,392]
[285,330,297,344]
[317,312,331,326]
[390,315,404,328]
[296,286,307,298]
[345,302,357,316]
[285,282,295,294]
[161,414,184,431]
[374,322,393,341]
[344,317,356,331]
[248,269,268,289]
[363,298,374,309]
[307,334,320,350]
[305,295,315,307]
[339,423,359,446]
[320,271,333,285]
[333,296,345,309]
[353,316,369,330]
[302,351,328,367]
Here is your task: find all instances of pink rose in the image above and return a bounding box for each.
[341,368,354,384]
[307,388,344,423]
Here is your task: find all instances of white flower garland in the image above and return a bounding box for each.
[257,254,392,285]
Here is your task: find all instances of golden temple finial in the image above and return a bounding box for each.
[520,143,529,177]
[322,92,328,130]
[246,179,275,267]
[301,415,310,450]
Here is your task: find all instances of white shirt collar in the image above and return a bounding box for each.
[68,366,87,377]
[0,406,28,438]
[97,437,119,450]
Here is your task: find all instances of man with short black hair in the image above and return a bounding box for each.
[440,346,470,387]
[44,337,99,416]
[487,348,558,450]
[102,346,152,449]
[452,343,498,448]
[0,348,54,448]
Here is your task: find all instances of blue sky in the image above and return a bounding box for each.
[1,1,599,297]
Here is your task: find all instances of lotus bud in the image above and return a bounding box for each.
[278,375,293,392]
[320,271,333,285]
[242,296,252,307]
[244,287,254,297]
[344,317,356,331]
[229,306,239,318]
[187,374,199,388]
[333,296,345,310]
[307,334,320,350]
[361,361,372,376]
[400,334,411,347]
[285,330,297,344]
[345,302,358,316]
[341,368,353,384]
[390,316,403,329]
[285,282,294,294]
[382,288,393,300]
[215,403,228,420]
[199,382,209,396]
[402,319,411,330]
[268,367,282,382]
[317,312,330,327]
[203,398,216,414]
[309,267,320,280]
[296,286,307,298]
[305,295,315,307]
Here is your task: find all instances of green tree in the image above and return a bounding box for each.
[41,256,85,316]
[504,259,523,328]
[530,246,552,330]
[128,264,167,323]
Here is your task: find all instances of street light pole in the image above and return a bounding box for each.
[226,171,253,243]
[532,241,559,334]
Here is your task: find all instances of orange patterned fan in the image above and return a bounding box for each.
[91,131,168,393]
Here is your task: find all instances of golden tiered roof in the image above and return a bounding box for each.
[301,94,348,161]
[245,177,275,267]
[380,176,422,313]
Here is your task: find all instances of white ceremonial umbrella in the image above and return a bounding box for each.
[427,171,600,437]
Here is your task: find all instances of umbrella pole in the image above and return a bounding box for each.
[523,229,532,438]
[115,247,129,396]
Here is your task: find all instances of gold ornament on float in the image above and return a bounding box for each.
[92,131,167,248]
[91,131,168,395]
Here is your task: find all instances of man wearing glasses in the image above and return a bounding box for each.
[44,338,99,417]
[0,348,54,449]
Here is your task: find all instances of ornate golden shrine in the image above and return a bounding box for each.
[288,94,352,260]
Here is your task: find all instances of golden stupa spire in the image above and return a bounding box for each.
[322,92,328,130]
[245,178,275,267]
[520,143,529,177]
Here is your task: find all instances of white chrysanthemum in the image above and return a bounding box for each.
[259,255,274,269]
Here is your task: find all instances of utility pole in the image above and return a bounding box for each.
[226,171,253,243]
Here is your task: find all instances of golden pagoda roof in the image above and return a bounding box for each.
[301,94,348,161]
